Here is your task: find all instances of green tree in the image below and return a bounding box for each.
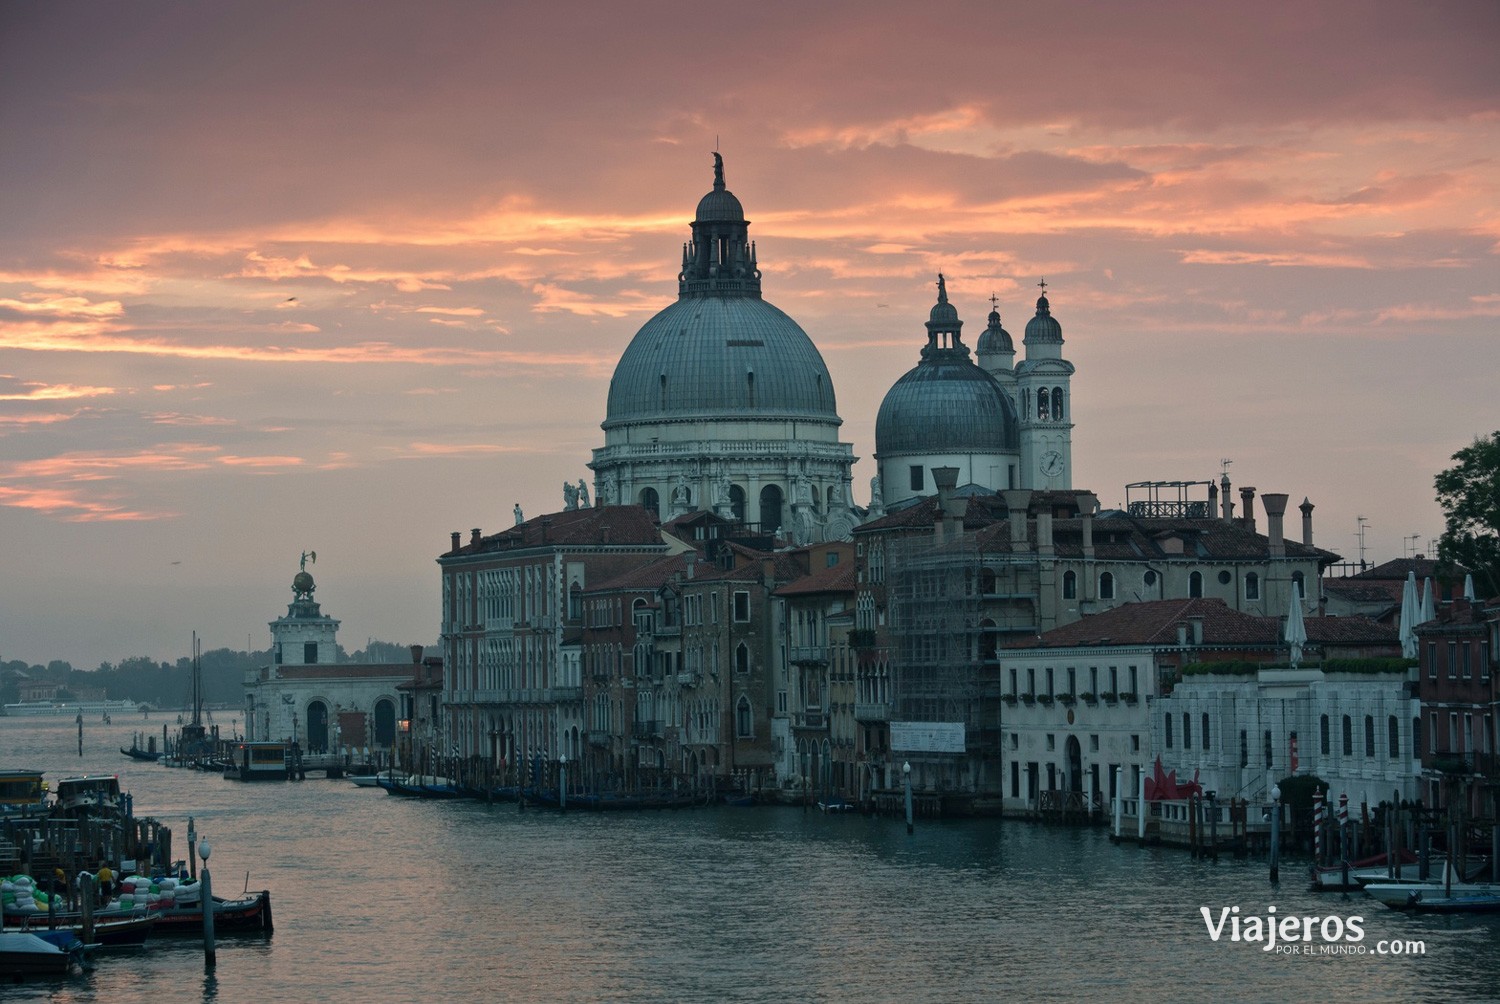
[1435,430,1500,598]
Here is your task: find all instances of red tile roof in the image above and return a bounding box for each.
[445,504,662,556]
[774,560,857,597]
[1007,598,1395,649]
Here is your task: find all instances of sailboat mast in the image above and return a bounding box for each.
[192,630,203,727]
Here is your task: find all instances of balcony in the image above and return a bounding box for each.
[793,710,827,730]
[790,645,829,665]
[587,729,612,748]
[632,720,661,739]
[676,672,701,688]
[854,702,890,722]
[547,685,583,703]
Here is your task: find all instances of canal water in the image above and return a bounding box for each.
[1,716,1495,1002]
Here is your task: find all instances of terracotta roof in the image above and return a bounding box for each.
[1009,598,1396,650]
[1322,578,1403,604]
[445,504,662,556]
[589,553,694,592]
[774,560,857,597]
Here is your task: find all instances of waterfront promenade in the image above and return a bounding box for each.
[0,716,1489,1002]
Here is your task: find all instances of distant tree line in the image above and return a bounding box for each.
[0,640,430,709]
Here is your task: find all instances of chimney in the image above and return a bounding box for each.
[471,527,483,545]
[932,466,962,542]
[1176,623,1188,648]
[761,557,775,585]
[1037,511,1054,556]
[686,552,696,579]
[410,644,423,665]
[1299,497,1315,546]
[1220,472,1233,521]
[1002,490,1032,553]
[1239,486,1257,532]
[1079,492,1098,560]
[1189,616,1204,645]
[1208,480,1218,518]
[450,531,461,552]
[1261,493,1288,558]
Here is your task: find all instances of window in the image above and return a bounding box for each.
[1183,713,1192,748]
[1388,716,1400,760]
[1028,668,1036,694]
[1063,571,1077,600]
[1099,572,1115,600]
[1414,716,1422,758]
[1428,642,1438,679]
[1128,667,1138,694]
[1067,667,1076,696]
[1165,714,1174,749]
[1109,667,1119,693]
[1342,715,1353,756]
[640,487,660,521]
[1364,715,1375,758]
[735,643,750,674]
[1240,730,1248,768]
[733,591,750,622]
[1011,760,1020,798]
[1144,569,1157,587]
[1462,642,1472,679]
[1218,570,1232,585]
[1090,734,1099,752]
[1264,730,1273,768]
[1046,734,1056,752]
[736,697,753,738]
[1320,714,1330,755]
[304,642,318,663]
[1045,668,1054,697]
[569,582,582,621]
[1245,572,1260,600]
[1131,735,1141,753]
[1089,667,1099,694]
[909,465,924,491]
[1449,642,1458,680]
[1201,713,1210,751]
[1189,571,1203,598]
[1009,667,1018,696]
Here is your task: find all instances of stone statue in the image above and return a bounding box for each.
[870,474,883,506]
[671,475,690,506]
[563,481,579,511]
[599,475,617,506]
[577,479,591,509]
[513,503,523,526]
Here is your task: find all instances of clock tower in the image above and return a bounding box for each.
[1016,281,1075,489]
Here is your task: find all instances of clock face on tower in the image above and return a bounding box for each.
[1040,450,1064,478]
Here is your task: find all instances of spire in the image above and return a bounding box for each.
[922,272,967,359]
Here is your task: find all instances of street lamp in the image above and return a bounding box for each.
[559,754,568,813]
[903,761,913,835]
[198,835,215,969]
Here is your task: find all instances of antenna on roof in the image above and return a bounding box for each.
[1219,458,1233,478]
[1356,516,1370,569]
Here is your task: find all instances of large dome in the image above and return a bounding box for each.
[875,359,1018,455]
[604,296,839,427]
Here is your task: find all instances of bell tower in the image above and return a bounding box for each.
[1015,279,1075,489]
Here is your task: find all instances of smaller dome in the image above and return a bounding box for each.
[926,273,960,332]
[1024,294,1063,344]
[292,571,315,596]
[976,307,1013,355]
[695,187,745,222]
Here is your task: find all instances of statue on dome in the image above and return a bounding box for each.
[563,481,579,511]
[577,479,591,508]
[513,502,524,526]
[713,151,723,187]
[599,475,617,506]
[299,550,316,571]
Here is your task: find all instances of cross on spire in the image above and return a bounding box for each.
[989,293,1000,310]
[1037,277,1048,294]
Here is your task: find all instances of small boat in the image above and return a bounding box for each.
[4,913,158,949]
[1310,850,1421,891]
[222,742,289,782]
[149,890,273,934]
[0,931,82,978]
[818,798,855,813]
[120,746,163,763]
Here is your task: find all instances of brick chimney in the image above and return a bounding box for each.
[410,644,423,665]
[450,531,461,552]
[471,527,483,545]
[1239,486,1257,532]
[1220,472,1233,521]
[1261,493,1288,558]
[1299,497,1315,546]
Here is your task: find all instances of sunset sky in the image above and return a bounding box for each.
[2,2,1497,670]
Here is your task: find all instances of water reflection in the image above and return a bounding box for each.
[0,718,1490,1003]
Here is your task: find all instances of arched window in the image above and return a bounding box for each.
[759,484,783,534]
[1183,713,1192,748]
[1388,716,1400,760]
[729,484,746,521]
[568,582,582,621]
[1291,570,1305,598]
[1062,570,1077,599]
[1099,572,1115,600]
[736,696,753,738]
[640,487,660,521]
[1189,571,1203,598]
[1165,714,1174,749]
[1037,387,1050,420]
[1342,715,1353,756]
[735,642,750,674]
[1365,715,1376,758]
[1245,572,1260,600]
[1201,713,1210,751]
[1320,714,1330,755]
[1052,387,1065,420]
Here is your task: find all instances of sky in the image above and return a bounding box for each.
[1,2,1497,670]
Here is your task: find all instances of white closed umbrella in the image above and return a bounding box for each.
[1285,582,1308,668]
[1464,573,1476,603]
[1398,571,1419,660]
[1420,577,1436,624]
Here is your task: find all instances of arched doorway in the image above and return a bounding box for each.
[1066,735,1083,793]
[307,700,329,753]
[374,699,396,748]
[759,484,783,533]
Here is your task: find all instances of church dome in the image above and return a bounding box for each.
[604,296,839,426]
[976,306,1014,354]
[695,186,745,223]
[875,278,1019,457]
[1024,293,1063,344]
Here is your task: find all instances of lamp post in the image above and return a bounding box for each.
[903,761,914,835]
[1269,783,1282,884]
[559,754,568,813]
[198,836,215,969]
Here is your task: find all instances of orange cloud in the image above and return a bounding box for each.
[0,381,116,401]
